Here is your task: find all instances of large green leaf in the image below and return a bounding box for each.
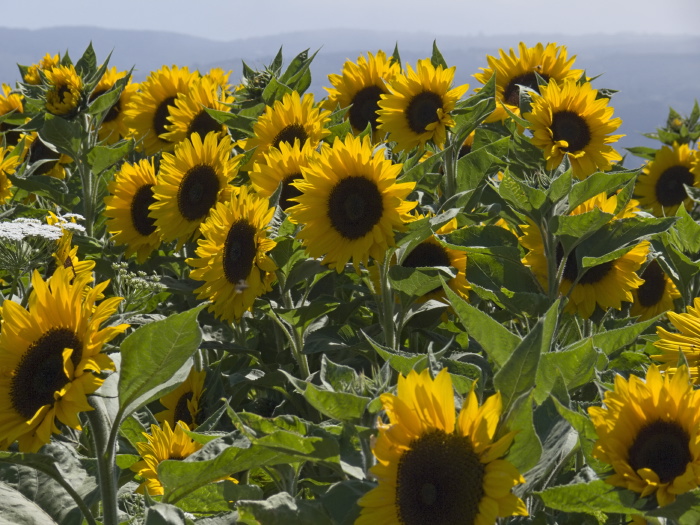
[502,393,542,473]
[39,116,82,158]
[118,305,205,422]
[566,315,661,355]
[0,482,58,525]
[236,492,332,525]
[534,340,599,404]
[303,383,370,421]
[494,300,560,413]
[537,479,642,518]
[567,171,637,211]
[443,285,520,368]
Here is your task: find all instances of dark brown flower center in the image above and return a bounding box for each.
[177,165,220,221]
[551,110,591,153]
[10,328,83,419]
[272,124,308,149]
[405,91,443,135]
[349,85,385,132]
[628,419,691,484]
[153,95,177,138]
[131,184,157,236]
[396,429,484,525]
[187,111,222,139]
[636,260,667,308]
[654,165,694,208]
[280,173,303,211]
[223,219,257,285]
[327,176,384,240]
[174,391,195,427]
[503,71,551,107]
[556,244,613,285]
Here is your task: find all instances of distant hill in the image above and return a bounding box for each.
[1,26,699,167]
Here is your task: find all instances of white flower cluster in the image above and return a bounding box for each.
[0,218,63,242]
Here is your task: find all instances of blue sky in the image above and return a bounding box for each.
[2,0,699,40]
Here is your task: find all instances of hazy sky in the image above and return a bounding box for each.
[2,0,699,40]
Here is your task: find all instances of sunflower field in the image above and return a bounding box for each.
[1,40,700,525]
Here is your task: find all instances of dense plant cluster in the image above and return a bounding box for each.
[0,41,699,524]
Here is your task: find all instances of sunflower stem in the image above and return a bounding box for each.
[379,254,397,351]
[443,137,457,200]
[86,397,119,525]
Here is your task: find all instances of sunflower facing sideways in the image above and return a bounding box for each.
[651,298,700,382]
[589,365,700,507]
[377,58,469,153]
[629,259,681,321]
[155,367,206,429]
[44,64,83,117]
[324,50,401,135]
[239,90,331,169]
[186,185,277,323]
[474,42,583,123]
[89,66,139,144]
[0,146,20,203]
[635,143,700,217]
[524,80,624,180]
[357,368,527,525]
[124,65,199,156]
[161,76,233,145]
[521,192,647,319]
[0,83,25,146]
[22,53,60,85]
[104,158,161,263]
[150,131,238,248]
[0,267,128,452]
[249,139,320,211]
[286,134,416,272]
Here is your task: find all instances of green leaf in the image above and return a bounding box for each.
[39,116,82,158]
[534,340,599,404]
[455,136,508,195]
[503,393,542,473]
[363,332,429,374]
[430,40,448,69]
[566,314,661,356]
[303,383,370,421]
[118,305,205,421]
[175,482,261,514]
[87,141,132,174]
[389,266,456,297]
[319,355,359,392]
[647,490,700,523]
[550,208,614,253]
[499,172,547,215]
[320,480,373,525]
[670,204,700,253]
[567,171,637,211]
[144,502,186,525]
[494,300,559,413]
[537,479,642,517]
[443,285,520,367]
[74,42,96,78]
[0,482,58,525]
[205,108,255,136]
[236,492,332,525]
[578,216,678,260]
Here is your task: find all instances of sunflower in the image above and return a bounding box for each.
[286,134,416,272]
[204,67,233,95]
[357,368,527,525]
[48,214,96,283]
[150,131,237,247]
[239,90,331,169]
[0,146,20,203]
[24,132,72,179]
[377,59,469,153]
[474,42,583,123]
[0,267,127,452]
[155,367,206,429]
[161,76,232,145]
[124,65,199,156]
[104,158,161,263]
[89,67,139,145]
[635,143,700,217]
[523,80,624,180]
[399,216,470,304]
[22,53,60,85]
[0,84,25,146]
[630,259,681,321]
[249,139,319,211]
[186,185,277,323]
[589,365,700,506]
[324,50,401,135]
[651,298,700,381]
[520,192,647,319]
[44,65,83,117]
[130,421,203,496]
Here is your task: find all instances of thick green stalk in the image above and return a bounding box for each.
[443,139,458,201]
[87,397,119,525]
[379,255,397,351]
